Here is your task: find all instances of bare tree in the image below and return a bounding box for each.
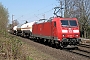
[57,0,90,38]
[74,0,90,38]
[0,3,9,31]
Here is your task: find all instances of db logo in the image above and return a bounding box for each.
[69,30,72,33]
[68,28,72,33]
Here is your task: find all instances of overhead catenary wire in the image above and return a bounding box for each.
[26,8,54,20]
[24,3,57,16]
[15,3,57,22]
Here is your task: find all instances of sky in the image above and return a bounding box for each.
[0,0,59,24]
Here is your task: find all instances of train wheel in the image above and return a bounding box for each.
[23,33,26,38]
[50,40,54,47]
[34,37,37,42]
[44,39,48,45]
[39,38,44,43]
[36,37,40,43]
[21,32,24,37]
[60,43,68,49]
[55,43,60,49]
[59,43,64,49]
[54,41,60,49]
[16,31,18,36]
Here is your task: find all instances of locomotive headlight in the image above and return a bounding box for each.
[62,34,65,37]
[73,30,79,33]
[75,35,78,37]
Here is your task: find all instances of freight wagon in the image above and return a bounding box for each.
[21,21,36,38]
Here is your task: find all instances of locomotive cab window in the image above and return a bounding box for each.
[61,20,68,26]
[54,22,56,27]
[61,20,77,27]
[69,20,77,26]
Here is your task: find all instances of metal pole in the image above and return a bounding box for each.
[12,15,14,27]
[60,1,63,17]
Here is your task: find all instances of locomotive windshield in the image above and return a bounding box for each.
[61,20,77,27]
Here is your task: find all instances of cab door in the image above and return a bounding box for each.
[52,21,57,39]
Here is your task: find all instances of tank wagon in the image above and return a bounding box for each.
[15,25,22,36]
[12,26,17,35]
[21,21,36,37]
[32,17,81,48]
[12,21,35,37]
[12,24,22,36]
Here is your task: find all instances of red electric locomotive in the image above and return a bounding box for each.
[32,17,81,48]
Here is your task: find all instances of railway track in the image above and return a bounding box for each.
[79,44,90,48]
[64,47,90,59]
[33,39,90,59]
[11,34,90,60]
[22,36,90,59]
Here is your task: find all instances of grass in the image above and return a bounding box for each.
[20,41,56,60]
[0,30,57,60]
[26,56,33,60]
[0,30,24,60]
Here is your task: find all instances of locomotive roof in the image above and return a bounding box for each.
[35,19,51,24]
[34,17,77,24]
